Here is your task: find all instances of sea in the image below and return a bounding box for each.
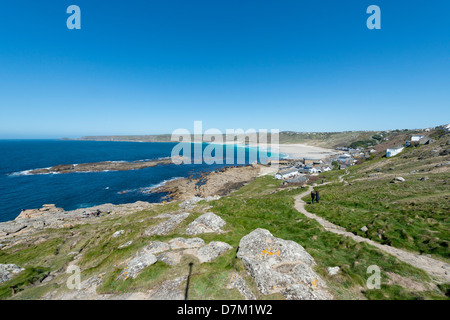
[0,140,280,222]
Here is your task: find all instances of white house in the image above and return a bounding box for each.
[444,124,450,132]
[309,167,321,174]
[411,135,425,142]
[386,146,404,157]
[275,168,300,180]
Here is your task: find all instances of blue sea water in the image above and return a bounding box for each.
[0,140,278,222]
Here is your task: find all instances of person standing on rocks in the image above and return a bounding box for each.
[311,191,316,204]
[315,190,320,203]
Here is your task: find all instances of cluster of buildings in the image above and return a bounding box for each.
[273,157,335,184]
[386,134,437,158]
[405,135,435,147]
[444,124,450,132]
[274,124,449,182]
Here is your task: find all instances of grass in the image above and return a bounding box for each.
[304,171,449,262]
[0,173,448,300]
[0,267,50,299]
[209,176,446,299]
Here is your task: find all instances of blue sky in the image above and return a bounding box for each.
[0,0,449,138]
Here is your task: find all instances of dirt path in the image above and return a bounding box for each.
[294,186,450,283]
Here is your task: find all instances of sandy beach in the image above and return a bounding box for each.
[205,138,340,160]
[272,143,341,159]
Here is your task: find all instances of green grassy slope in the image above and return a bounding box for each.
[1,175,448,300]
[305,134,450,262]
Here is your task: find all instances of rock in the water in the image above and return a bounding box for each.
[185,212,226,235]
[145,212,189,236]
[236,228,330,300]
[168,237,205,250]
[0,264,25,284]
[112,230,125,238]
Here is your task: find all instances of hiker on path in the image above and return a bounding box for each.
[311,191,316,204]
[315,190,320,203]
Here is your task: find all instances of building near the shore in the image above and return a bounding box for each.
[303,158,322,165]
[335,154,352,163]
[411,135,425,142]
[309,167,321,174]
[269,159,293,166]
[275,168,300,180]
[386,146,404,157]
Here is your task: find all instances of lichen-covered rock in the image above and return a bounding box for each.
[145,212,189,236]
[196,241,232,263]
[120,253,157,279]
[168,237,205,250]
[390,177,405,183]
[0,222,28,235]
[0,264,25,283]
[204,195,221,202]
[141,241,170,254]
[281,284,322,300]
[185,212,226,235]
[237,228,315,267]
[236,228,330,300]
[156,251,184,266]
[157,240,232,265]
[147,276,187,300]
[112,230,124,238]
[119,242,169,279]
[327,266,340,276]
[118,241,133,249]
[227,273,256,300]
[179,197,203,210]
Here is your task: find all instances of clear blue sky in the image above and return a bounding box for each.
[0,0,449,138]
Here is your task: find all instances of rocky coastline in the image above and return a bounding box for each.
[25,157,186,175]
[0,164,263,241]
[150,164,261,200]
